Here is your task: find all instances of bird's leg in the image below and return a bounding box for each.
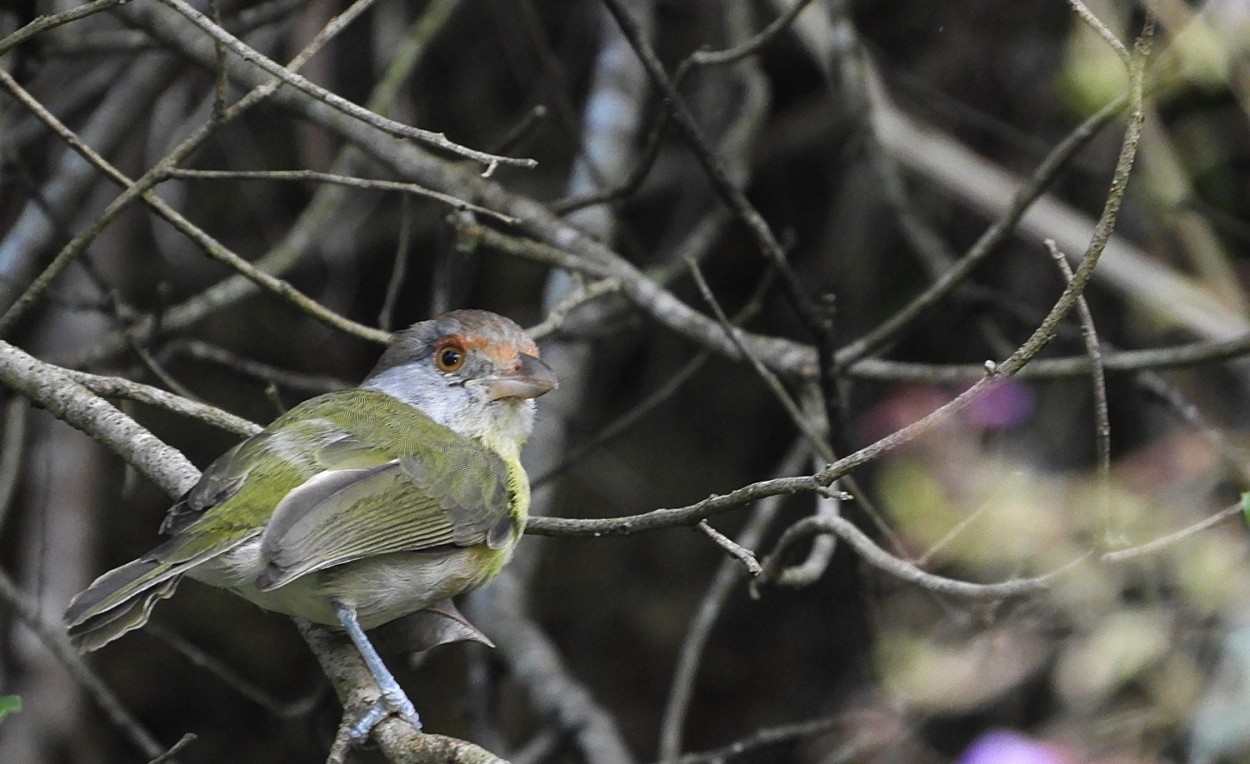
[330,600,423,742]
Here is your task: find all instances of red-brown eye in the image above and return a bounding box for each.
[435,345,465,372]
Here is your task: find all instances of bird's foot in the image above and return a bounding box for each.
[347,687,423,744]
[331,600,424,744]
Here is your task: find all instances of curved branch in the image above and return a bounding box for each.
[65,370,261,438]
[525,475,825,537]
[0,340,200,496]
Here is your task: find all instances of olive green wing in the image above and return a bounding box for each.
[160,436,265,535]
[160,403,378,536]
[162,392,422,538]
[255,433,517,591]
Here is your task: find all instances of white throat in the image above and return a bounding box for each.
[362,364,535,456]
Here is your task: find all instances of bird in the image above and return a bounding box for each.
[64,309,557,740]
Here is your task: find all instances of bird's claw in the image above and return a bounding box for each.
[346,689,423,744]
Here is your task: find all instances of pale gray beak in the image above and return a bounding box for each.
[480,353,558,401]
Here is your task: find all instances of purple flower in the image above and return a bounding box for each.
[966,380,1035,430]
[959,730,1067,764]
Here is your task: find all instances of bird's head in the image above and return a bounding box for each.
[361,310,557,452]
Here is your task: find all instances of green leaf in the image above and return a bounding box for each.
[1241,493,1250,527]
[0,695,21,722]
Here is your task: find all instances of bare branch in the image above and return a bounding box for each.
[1065,0,1133,65]
[152,0,536,173]
[696,521,762,575]
[65,369,261,438]
[166,169,519,225]
[0,21,390,345]
[760,513,1079,600]
[688,0,816,66]
[687,258,832,461]
[0,0,130,56]
[661,716,842,764]
[600,0,826,339]
[0,398,29,534]
[1100,501,1246,563]
[526,474,826,536]
[1047,239,1113,541]
[0,340,200,496]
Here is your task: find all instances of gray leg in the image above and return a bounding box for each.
[330,600,423,741]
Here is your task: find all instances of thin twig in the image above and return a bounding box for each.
[846,335,1250,383]
[153,0,535,174]
[87,276,198,401]
[1100,501,1245,563]
[379,198,413,332]
[59,0,462,369]
[1047,239,1113,542]
[0,0,131,56]
[837,90,1128,369]
[997,18,1152,378]
[661,716,842,764]
[600,0,827,341]
[0,399,29,535]
[128,340,201,403]
[549,89,671,215]
[527,278,623,340]
[659,443,806,761]
[1065,0,1133,65]
[696,521,762,575]
[145,622,312,718]
[754,450,841,593]
[527,474,829,536]
[0,10,392,345]
[165,168,518,225]
[760,513,1080,600]
[147,733,197,764]
[65,369,260,438]
[687,258,833,461]
[913,500,995,569]
[160,339,349,394]
[688,0,816,66]
[487,104,549,157]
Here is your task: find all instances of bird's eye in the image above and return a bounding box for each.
[435,345,465,372]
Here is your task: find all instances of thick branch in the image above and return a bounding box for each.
[0,340,200,496]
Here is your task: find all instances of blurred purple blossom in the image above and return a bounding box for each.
[958,730,1069,764]
[966,379,1035,429]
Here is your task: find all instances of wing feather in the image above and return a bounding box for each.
[256,438,514,590]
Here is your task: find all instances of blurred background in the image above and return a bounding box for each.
[3,0,1250,762]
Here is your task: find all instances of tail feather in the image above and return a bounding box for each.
[65,537,223,651]
[67,575,181,651]
[65,556,167,625]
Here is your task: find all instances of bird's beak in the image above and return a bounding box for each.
[480,353,558,401]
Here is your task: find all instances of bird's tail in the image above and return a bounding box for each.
[64,537,216,651]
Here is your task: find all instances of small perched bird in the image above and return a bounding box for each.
[65,309,557,739]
